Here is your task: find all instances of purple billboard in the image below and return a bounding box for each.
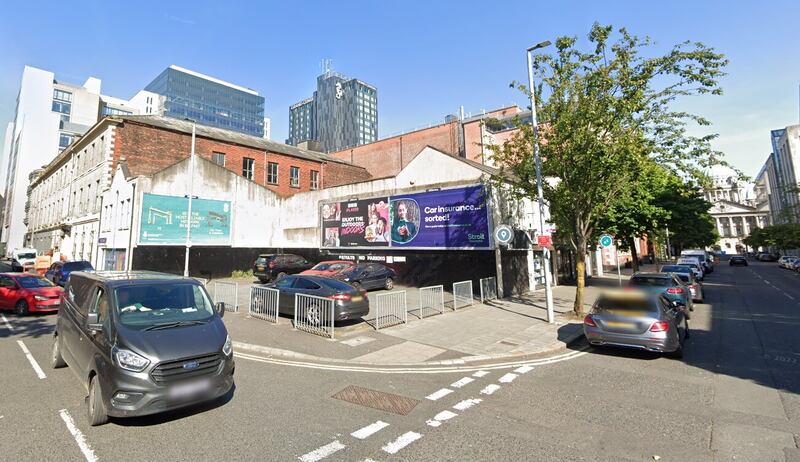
[321,184,492,250]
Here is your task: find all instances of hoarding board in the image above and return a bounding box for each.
[320,185,492,250]
[139,193,231,245]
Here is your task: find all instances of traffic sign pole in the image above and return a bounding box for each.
[615,246,622,286]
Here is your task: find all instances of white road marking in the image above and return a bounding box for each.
[450,377,474,388]
[426,410,458,427]
[233,348,589,374]
[58,409,97,462]
[299,440,345,462]
[1,313,14,331]
[382,431,422,454]
[17,340,46,379]
[351,420,390,440]
[498,373,517,383]
[472,370,490,377]
[453,398,482,410]
[514,365,534,374]
[426,388,453,401]
[480,384,501,395]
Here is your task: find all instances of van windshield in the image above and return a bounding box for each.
[17,253,36,260]
[114,283,215,329]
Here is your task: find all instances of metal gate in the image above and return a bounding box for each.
[250,286,279,323]
[374,291,407,330]
[480,277,498,303]
[294,293,335,339]
[214,281,239,312]
[419,285,445,319]
[452,280,474,310]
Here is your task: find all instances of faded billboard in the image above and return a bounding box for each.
[139,193,231,245]
[320,185,492,250]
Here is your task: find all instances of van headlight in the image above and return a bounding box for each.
[222,335,233,357]
[112,346,150,372]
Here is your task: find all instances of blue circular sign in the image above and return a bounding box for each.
[599,234,613,248]
[495,225,514,245]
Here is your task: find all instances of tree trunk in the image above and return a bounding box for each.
[573,242,587,317]
[628,236,640,273]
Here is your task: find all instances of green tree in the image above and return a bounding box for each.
[490,23,728,315]
[653,178,718,252]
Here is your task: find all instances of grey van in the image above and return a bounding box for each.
[51,271,235,425]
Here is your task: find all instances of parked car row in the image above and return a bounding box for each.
[778,256,800,272]
[756,252,780,262]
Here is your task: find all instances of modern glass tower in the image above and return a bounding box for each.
[287,69,377,152]
[145,65,265,137]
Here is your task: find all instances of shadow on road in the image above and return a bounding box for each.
[0,312,55,339]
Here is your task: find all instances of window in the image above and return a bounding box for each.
[242,157,255,180]
[212,152,226,166]
[290,166,300,188]
[310,170,319,190]
[267,162,279,184]
[52,89,72,121]
[59,133,73,151]
[100,105,132,117]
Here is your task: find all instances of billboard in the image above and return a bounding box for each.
[320,185,492,250]
[139,193,232,245]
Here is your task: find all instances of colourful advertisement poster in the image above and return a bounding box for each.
[139,193,231,245]
[322,197,390,247]
[390,185,491,249]
[319,185,492,250]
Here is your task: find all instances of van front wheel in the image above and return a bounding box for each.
[87,376,109,426]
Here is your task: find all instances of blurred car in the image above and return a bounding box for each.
[659,266,703,303]
[252,253,313,283]
[729,255,748,267]
[44,260,94,286]
[300,260,355,277]
[0,258,24,272]
[583,290,689,358]
[629,272,693,315]
[758,253,780,262]
[335,263,396,291]
[778,256,799,269]
[0,273,63,315]
[676,259,704,281]
[264,274,369,322]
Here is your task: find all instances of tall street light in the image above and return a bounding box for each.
[527,40,555,323]
[184,119,196,277]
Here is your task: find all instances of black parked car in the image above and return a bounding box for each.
[0,259,24,272]
[729,255,748,266]
[265,275,369,322]
[253,254,313,283]
[335,263,396,291]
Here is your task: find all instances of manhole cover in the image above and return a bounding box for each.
[332,385,419,416]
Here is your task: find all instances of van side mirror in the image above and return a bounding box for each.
[215,302,226,318]
[86,312,103,333]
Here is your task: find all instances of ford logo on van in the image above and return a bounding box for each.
[183,360,200,370]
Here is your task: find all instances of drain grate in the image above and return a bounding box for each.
[332,385,419,416]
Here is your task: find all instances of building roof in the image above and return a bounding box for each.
[167,65,259,96]
[117,115,362,167]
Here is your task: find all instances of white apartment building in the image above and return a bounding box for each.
[0,65,158,255]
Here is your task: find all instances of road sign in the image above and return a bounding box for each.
[599,234,614,248]
[495,225,514,245]
[537,235,552,247]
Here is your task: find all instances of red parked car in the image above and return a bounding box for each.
[0,273,63,315]
[300,260,355,277]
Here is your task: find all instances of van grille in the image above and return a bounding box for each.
[150,353,221,384]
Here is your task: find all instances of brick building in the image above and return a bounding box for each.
[328,105,525,177]
[25,115,369,257]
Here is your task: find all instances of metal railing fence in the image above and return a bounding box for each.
[374,291,407,330]
[419,285,445,319]
[214,281,239,312]
[480,277,498,303]
[452,280,474,310]
[294,293,335,339]
[250,286,279,323]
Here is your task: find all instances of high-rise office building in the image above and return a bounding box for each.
[287,69,377,152]
[144,65,266,137]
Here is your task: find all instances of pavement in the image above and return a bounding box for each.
[207,277,590,368]
[3,259,800,461]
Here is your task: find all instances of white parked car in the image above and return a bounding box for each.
[778,256,799,269]
[676,257,705,281]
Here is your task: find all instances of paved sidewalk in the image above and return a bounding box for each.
[216,277,593,368]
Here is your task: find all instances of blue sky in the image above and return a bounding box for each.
[1,0,798,177]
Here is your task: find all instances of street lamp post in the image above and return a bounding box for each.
[183,120,196,277]
[527,40,554,323]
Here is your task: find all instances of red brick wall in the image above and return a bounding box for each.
[328,122,460,178]
[113,121,367,194]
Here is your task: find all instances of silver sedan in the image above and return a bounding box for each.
[583,290,689,358]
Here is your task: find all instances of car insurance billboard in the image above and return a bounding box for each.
[139,193,232,245]
[320,184,492,250]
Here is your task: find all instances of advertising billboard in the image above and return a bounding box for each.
[139,193,232,245]
[320,185,492,250]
